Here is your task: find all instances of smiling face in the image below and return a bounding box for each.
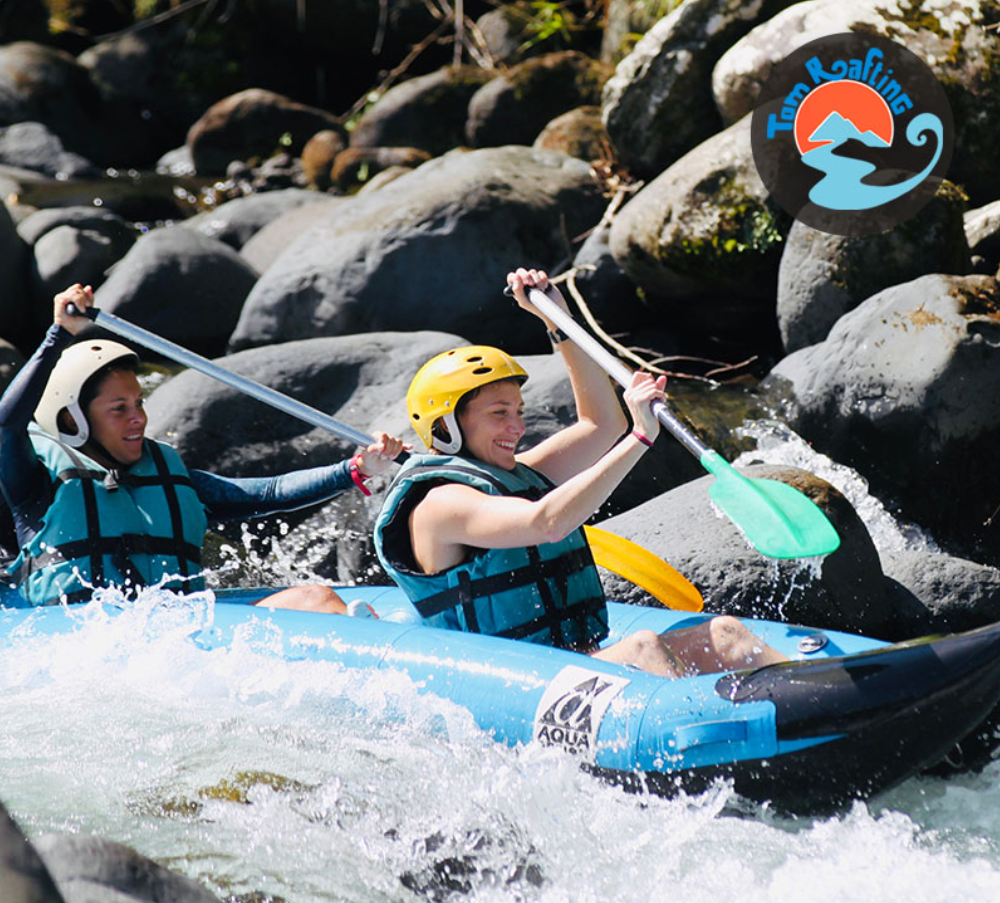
[84,368,147,466]
[456,379,525,470]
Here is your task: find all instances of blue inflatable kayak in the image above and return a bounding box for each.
[4,584,1000,816]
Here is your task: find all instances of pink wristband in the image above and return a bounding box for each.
[632,431,654,448]
[350,454,372,496]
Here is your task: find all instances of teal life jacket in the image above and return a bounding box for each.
[374,453,609,649]
[11,429,208,605]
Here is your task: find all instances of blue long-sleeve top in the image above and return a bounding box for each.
[0,325,357,552]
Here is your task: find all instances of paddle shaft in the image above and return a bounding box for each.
[66,304,383,451]
[525,288,709,459]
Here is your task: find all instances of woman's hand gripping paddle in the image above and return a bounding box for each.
[518,286,840,560]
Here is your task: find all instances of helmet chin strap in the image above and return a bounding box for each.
[431,412,463,454]
[58,401,90,448]
[62,405,132,469]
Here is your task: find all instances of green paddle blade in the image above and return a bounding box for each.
[700,450,841,559]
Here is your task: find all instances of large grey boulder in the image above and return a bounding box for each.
[0,42,108,164]
[0,122,98,179]
[227,146,606,354]
[29,224,136,329]
[93,226,259,357]
[145,331,464,476]
[602,0,799,179]
[0,798,221,903]
[466,51,612,148]
[33,834,219,903]
[598,464,892,637]
[608,115,789,343]
[239,196,347,275]
[712,0,1000,204]
[882,547,1000,637]
[185,88,344,177]
[16,206,135,247]
[0,799,66,902]
[766,273,1000,565]
[349,66,492,156]
[776,184,970,352]
[183,188,328,250]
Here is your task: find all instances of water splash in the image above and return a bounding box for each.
[734,419,939,556]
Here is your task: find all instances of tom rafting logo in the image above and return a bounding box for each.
[751,33,953,235]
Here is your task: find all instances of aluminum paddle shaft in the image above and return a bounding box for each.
[66,304,378,450]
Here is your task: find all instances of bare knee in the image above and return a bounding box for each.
[626,629,663,659]
[709,615,750,646]
[594,629,682,678]
[708,615,784,668]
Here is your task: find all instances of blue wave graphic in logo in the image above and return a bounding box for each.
[802,111,943,210]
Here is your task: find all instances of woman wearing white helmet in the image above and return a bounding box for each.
[0,283,403,610]
[375,268,786,677]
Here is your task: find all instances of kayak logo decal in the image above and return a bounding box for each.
[533,666,629,762]
[750,33,952,235]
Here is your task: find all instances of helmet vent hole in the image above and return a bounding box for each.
[471,366,492,375]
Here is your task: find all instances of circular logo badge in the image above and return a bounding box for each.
[751,33,953,236]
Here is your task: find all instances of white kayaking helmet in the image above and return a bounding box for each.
[34,340,140,447]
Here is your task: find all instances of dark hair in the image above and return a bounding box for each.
[79,359,140,415]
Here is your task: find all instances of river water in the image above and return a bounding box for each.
[2,426,1000,902]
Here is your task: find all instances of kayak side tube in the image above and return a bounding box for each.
[6,591,1000,816]
[196,600,1000,816]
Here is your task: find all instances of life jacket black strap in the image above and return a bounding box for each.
[146,440,192,577]
[495,594,608,647]
[526,545,565,647]
[413,546,594,620]
[24,535,203,569]
[17,535,202,586]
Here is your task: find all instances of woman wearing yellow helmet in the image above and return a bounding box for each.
[0,283,403,610]
[375,268,787,677]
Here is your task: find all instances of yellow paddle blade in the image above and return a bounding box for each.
[584,526,703,612]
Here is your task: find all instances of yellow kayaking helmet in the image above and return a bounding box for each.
[34,340,140,447]
[407,345,527,453]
